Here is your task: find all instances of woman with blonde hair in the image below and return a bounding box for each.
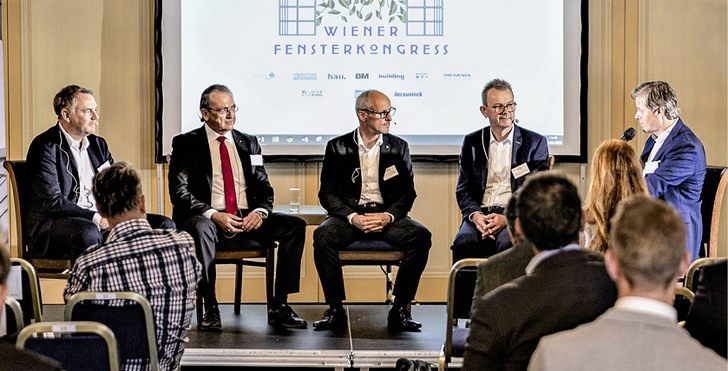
[582,139,648,252]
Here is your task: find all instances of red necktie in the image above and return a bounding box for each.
[217,136,238,214]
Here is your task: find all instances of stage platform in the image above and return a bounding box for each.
[43,303,463,370]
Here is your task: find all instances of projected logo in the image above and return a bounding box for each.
[278,0,444,36]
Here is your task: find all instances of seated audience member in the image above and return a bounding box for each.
[581,140,648,252]
[313,90,431,332]
[168,84,307,332]
[452,79,550,261]
[463,172,617,371]
[64,163,201,371]
[25,85,174,263]
[0,245,62,371]
[472,192,534,298]
[684,259,727,358]
[529,195,726,370]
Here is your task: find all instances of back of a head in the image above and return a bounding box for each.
[610,194,686,291]
[516,172,581,251]
[93,162,143,219]
[585,140,648,252]
[0,244,9,285]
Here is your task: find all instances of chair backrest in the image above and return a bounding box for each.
[9,257,43,323]
[64,291,159,371]
[4,160,31,258]
[674,286,695,323]
[16,321,119,371]
[4,296,25,335]
[440,258,485,369]
[700,166,727,257]
[684,257,726,293]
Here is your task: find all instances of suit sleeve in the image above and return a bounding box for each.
[384,141,416,220]
[462,294,508,371]
[26,139,95,220]
[456,134,482,218]
[645,139,703,198]
[529,134,551,172]
[168,136,213,216]
[245,136,275,211]
[319,140,358,218]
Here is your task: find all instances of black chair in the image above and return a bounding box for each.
[4,296,24,335]
[338,240,404,303]
[684,257,726,293]
[700,166,727,258]
[439,258,486,371]
[65,291,159,371]
[9,257,42,324]
[674,286,695,323]
[197,240,276,324]
[4,160,71,278]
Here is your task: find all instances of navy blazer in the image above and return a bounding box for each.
[25,124,114,256]
[640,118,705,260]
[318,129,416,220]
[456,125,550,218]
[168,125,274,223]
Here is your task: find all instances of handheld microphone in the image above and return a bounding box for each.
[620,127,636,142]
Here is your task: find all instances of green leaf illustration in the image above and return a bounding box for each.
[318,2,328,8]
[364,12,372,21]
[316,17,322,26]
[328,0,335,8]
[329,9,341,14]
[350,7,355,15]
[388,16,394,23]
[376,10,382,19]
[338,0,347,7]
[389,2,397,15]
[397,14,405,23]
[356,10,362,18]
[341,15,348,22]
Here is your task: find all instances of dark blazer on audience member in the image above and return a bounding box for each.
[472,242,535,298]
[319,129,416,219]
[456,125,549,219]
[640,118,705,261]
[684,260,727,358]
[168,126,274,222]
[25,124,114,257]
[463,249,617,371]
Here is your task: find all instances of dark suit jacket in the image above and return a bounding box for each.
[318,130,416,220]
[463,249,617,371]
[640,118,706,260]
[25,124,114,257]
[472,242,535,298]
[168,125,274,222]
[684,260,727,358]
[0,341,61,371]
[456,125,549,218]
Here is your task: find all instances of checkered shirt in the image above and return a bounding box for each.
[64,218,202,371]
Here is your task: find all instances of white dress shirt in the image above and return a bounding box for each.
[346,129,393,224]
[481,127,514,208]
[525,243,582,275]
[58,123,102,226]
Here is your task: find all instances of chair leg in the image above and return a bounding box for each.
[385,264,394,304]
[265,248,275,305]
[234,262,243,315]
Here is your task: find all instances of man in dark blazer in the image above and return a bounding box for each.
[463,173,617,371]
[632,81,706,261]
[25,85,173,263]
[453,79,550,261]
[313,90,431,332]
[684,259,727,358]
[168,84,307,332]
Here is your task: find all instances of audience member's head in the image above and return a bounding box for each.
[93,162,145,221]
[53,84,94,119]
[0,244,10,309]
[504,192,523,245]
[609,194,689,295]
[516,172,581,251]
[631,81,680,120]
[584,140,648,252]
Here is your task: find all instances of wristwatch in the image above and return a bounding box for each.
[253,210,268,220]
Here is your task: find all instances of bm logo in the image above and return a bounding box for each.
[356,73,369,79]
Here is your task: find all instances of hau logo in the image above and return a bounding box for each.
[356,73,369,79]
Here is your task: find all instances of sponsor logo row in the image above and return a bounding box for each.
[302,90,424,99]
[279,72,472,81]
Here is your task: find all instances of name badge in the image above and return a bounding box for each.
[250,155,263,166]
[383,165,399,181]
[511,163,530,179]
[644,161,660,175]
[97,161,111,172]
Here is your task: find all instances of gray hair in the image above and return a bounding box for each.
[481,79,513,106]
[631,81,680,120]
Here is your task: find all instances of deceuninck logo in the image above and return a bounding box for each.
[278,0,444,37]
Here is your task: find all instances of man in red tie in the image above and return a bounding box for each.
[168,84,307,332]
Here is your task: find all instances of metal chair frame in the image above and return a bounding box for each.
[9,257,43,323]
[684,257,726,292]
[4,296,24,334]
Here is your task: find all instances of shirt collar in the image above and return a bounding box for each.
[651,120,677,142]
[205,123,233,143]
[58,122,89,151]
[356,128,383,150]
[615,296,677,322]
[489,126,515,145]
[525,243,581,275]
[106,218,152,243]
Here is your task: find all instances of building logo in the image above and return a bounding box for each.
[379,73,405,80]
[355,73,369,79]
[293,73,318,80]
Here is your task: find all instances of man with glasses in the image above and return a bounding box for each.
[452,79,550,261]
[168,84,307,332]
[313,90,432,332]
[25,84,174,264]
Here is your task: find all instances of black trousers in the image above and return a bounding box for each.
[313,214,431,305]
[177,211,306,307]
[451,207,512,261]
[44,213,174,263]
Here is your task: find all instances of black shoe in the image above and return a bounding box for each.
[313,308,347,331]
[268,303,308,328]
[387,306,422,332]
[199,306,222,332]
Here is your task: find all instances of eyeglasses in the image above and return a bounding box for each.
[205,105,239,115]
[484,102,517,114]
[359,107,396,119]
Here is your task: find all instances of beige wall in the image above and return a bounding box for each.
[4,0,726,304]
